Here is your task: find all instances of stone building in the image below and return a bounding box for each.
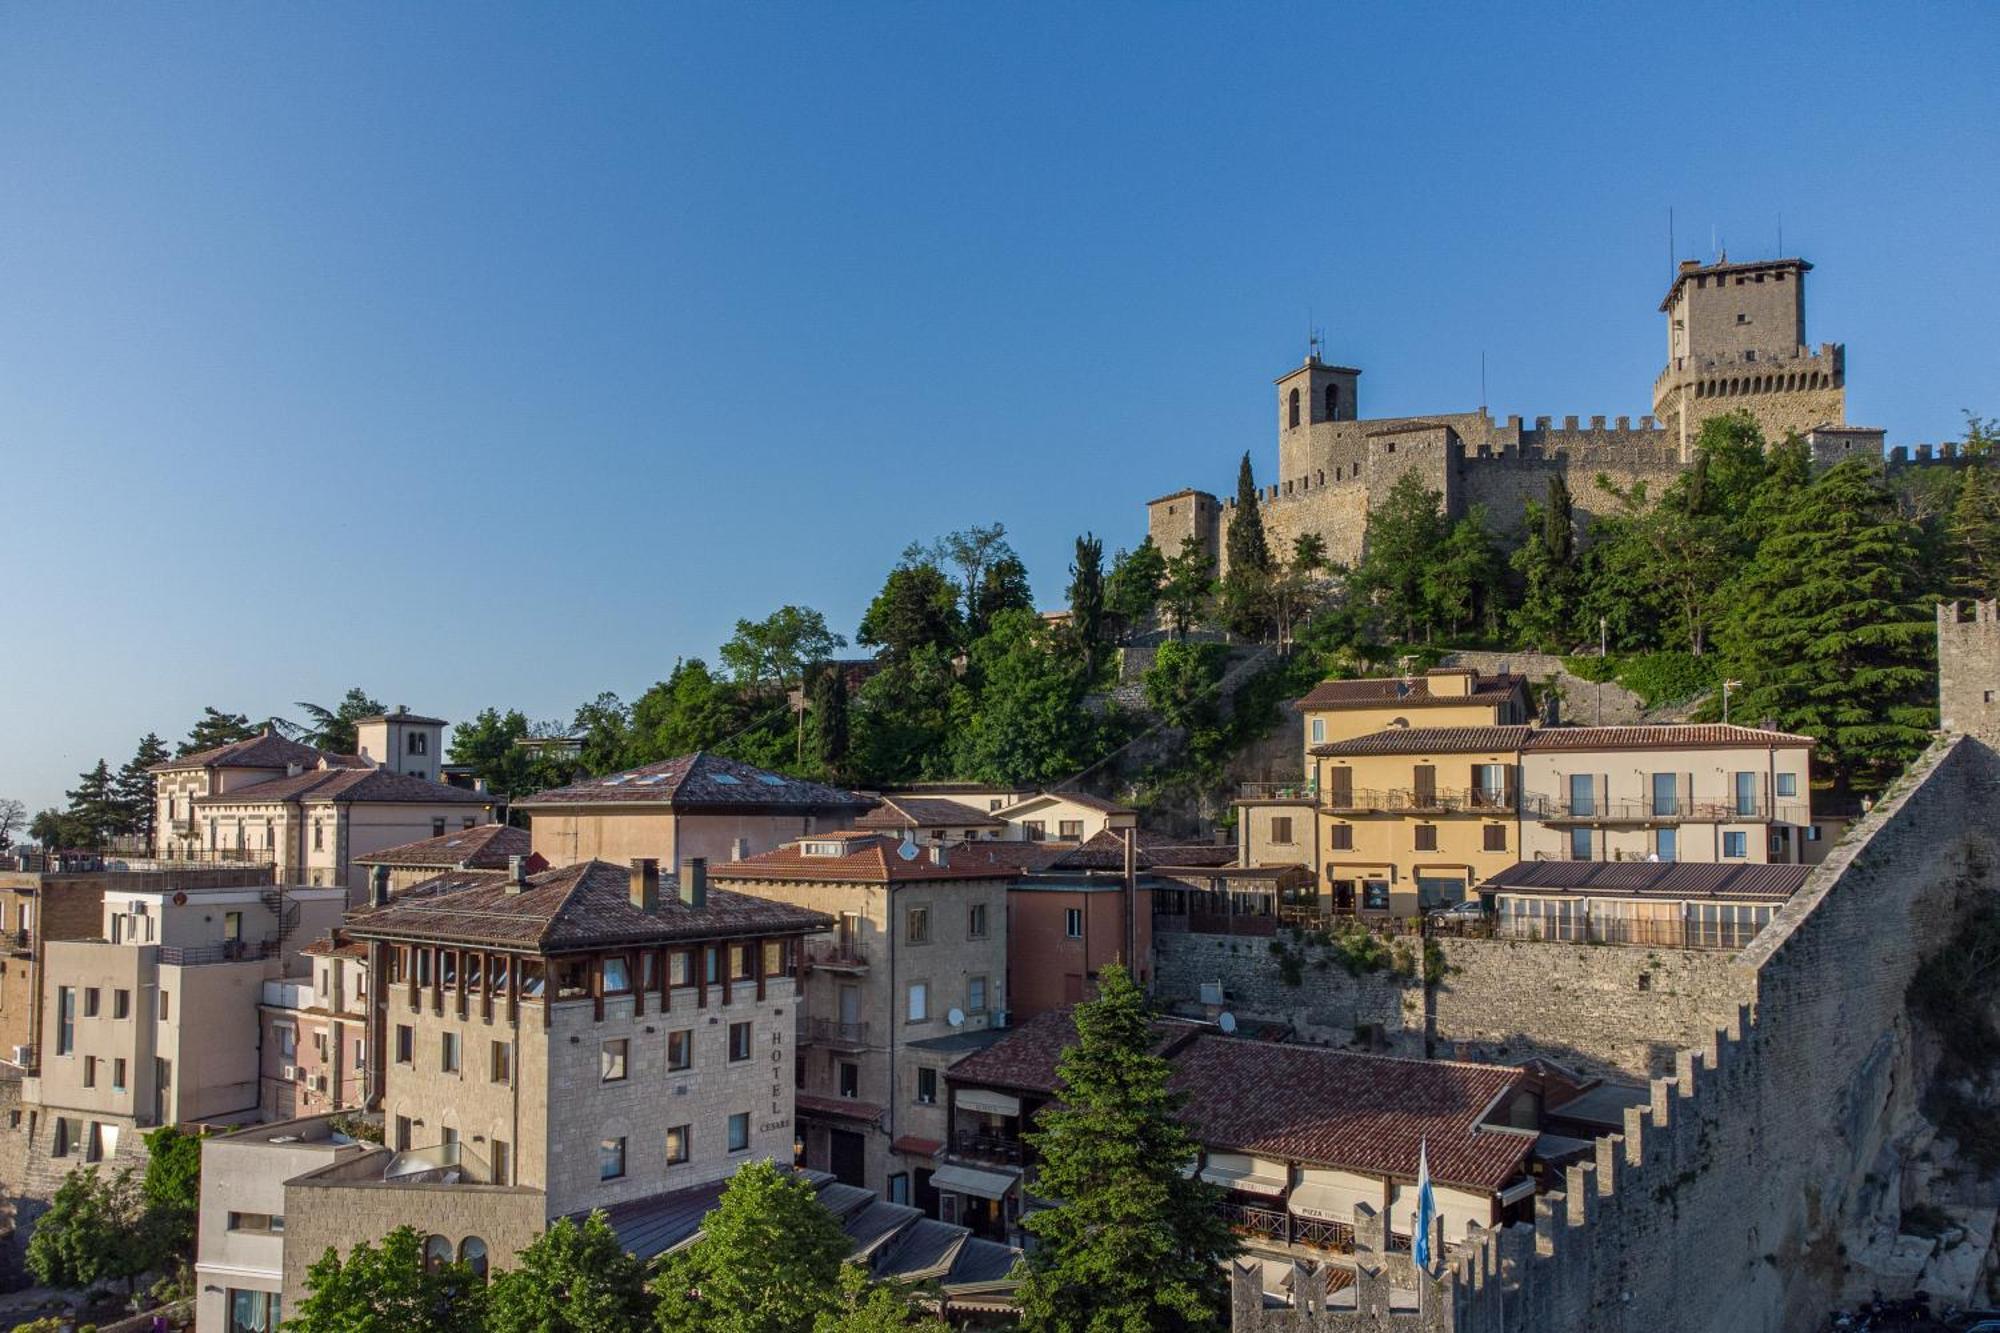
[1147,255,1871,572]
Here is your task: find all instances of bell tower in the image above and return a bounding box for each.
[1276,353,1361,436]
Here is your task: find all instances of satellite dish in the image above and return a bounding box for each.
[1218,1012,1238,1035]
[897,832,920,862]
[947,1007,966,1028]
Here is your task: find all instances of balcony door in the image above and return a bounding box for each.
[838,985,861,1032]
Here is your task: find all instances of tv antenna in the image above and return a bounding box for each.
[1218,1012,1238,1035]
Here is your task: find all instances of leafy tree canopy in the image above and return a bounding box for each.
[721,606,846,691]
[487,1212,653,1333]
[652,1160,852,1333]
[289,1226,487,1333]
[291,687,386,755]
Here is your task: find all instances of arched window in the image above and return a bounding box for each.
[1288,388,1301,429]
[1324,384,1340,420]
[424,1234,454,1271]
[459,1236,489,1279]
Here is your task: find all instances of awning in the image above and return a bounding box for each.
[1288,1183,1370,1222]
[931,1164,1020,1200]
[955,1087,1022,1118]
[1199,1153,1287,1196]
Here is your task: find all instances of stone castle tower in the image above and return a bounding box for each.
[1147,255,1891,574]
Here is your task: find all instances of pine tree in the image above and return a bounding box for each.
[292,687,386,755]
[1718,458,1936,794]
[1017,963,1238,1333]
[178,707,258,756]
[115,733,169,849]
[652,1159,851,1333]
[488,1212,654,1333]
[1068,533,1107,679]
[1510,478,1579,652]
[1949,463,2000,601]
[808,662,851,781]
[63,761,121,849]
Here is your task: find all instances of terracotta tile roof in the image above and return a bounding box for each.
[1049,829,1235,872]
[892,1135,943,1157]
[1475,859,1810,902]
[514,751,874,814]
[995,791,1136,817]
[152,731,343,773]
[956,842,1075,874]
[195,768,494,806]
[1167,1036,1533,1192]
[354,823,533,869]
[1522,724,1814,751]
[854,797,1006,831]
[302,934,368,960]
[1313,726,1534,757]
[1296,672,1526,712]
[944,1008,1201,1095]
[711,833,1018,886]
[344,859,832,952]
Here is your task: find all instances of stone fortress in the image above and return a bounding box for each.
[1148,255,1966,572]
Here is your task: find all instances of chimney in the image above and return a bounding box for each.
[369,864,391,909]
[630,858,660,913]
[929,844,950,868]
[678,857,708,909]
[505,854,528,895]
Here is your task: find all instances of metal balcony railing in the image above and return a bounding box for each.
[1237,782,1318,802]
[159,938,279,966]
[804,938,869,971]
[797,1016,869,1048]
[951,1130,1025,1166]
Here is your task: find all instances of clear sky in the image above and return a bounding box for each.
[3,4,1996,812]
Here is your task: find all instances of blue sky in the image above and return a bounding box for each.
[3,4,1996,812]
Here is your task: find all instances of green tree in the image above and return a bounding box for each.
[627,660,787,771]
[1067,533,1107,680]
[850,645,962,786]
[652,1160,851,1333]
[1949,463,2000,601]
[1717,458,1936,793]
[807,662,852,782]
[1353,471,1446,641]
[1105,536,1168,637]
[1143,640,1231,779]
[25,1167,157,1294]
[29,808,87,849]
[179,707,258,756]
[721,607,847,692]
[950,610,1101,788]
[289,1226,487,1333]
[971,553,1035,638]
[571,693,634,776]
[487,1212,653,1333]
[1509,477,1579,652]
[1423,505,1503,639]
[1016,963,1237,1333]
[1158,536,1215,640]
[141,1124,205,1256]
[0,797,26,850]
[857,563,964,662]
[447,708,582,799]
[291,688,386,755]
[1220,454,1274,638]
[115,733,171,848]
[813,1265,930,1333]
[63,760,122,849]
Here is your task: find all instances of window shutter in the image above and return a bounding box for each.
[1328,766,1353,808]
[1502,765,1517,808]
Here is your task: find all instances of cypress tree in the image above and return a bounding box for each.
[1017,963,1238,1333]
[808,662,851,782]
[1718,458,1935,794]
[1949,463,2000,601]
[1225,452,1271,576]
[1068,532,1107,678]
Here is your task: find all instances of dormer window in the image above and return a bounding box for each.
[800,840,848,858]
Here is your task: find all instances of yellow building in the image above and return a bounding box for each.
[1296,667,1529,756]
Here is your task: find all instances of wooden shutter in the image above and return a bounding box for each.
[1414,765,1436,806]
[1328,766,1353,808]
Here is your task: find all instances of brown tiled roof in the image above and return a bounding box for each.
[711,833,1017,886]
[514,752,873,814]
[1475,859,1810,902]
[1522,724,1814,751]
[1168,1036,1532,1192]
[892,1135,943,1157]
[959,842,1076,874]
[854,797,1006,832]
[1049,829,1236,872]
[302,934,368,960]
[1313,726,1534,757]
[152,731,342,774]
[195,768,493,806]
[1296,673,1525,712]
[344,859,832,952]
[944,1008,1200,1095]
[997,791,1135,817]
[354,823,534,869]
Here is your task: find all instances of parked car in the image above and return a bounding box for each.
[1427,898,1488,926]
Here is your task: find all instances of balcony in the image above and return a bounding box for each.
[1379,787,1518,815]
[5,929,28,953]
[951,1129,1025,1166]
[1237,782,1318,803]
[797,1016,870,1050]
[1536,797,1779,825]
[804,938,869,974]
[159,938,279,967]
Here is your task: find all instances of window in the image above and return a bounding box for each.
[1270,816,1294,845]
[441,1032,460,1074]
[313,823,323,852]
[1656,828,1679,862]
[491,1138,511,1185]
[1059,819,1084,840]
[916,1066,937,1105]
[1324,383,1340,419]
[670,951,693,987]
[277,1026,297,1061]
[112,1058,126,1091]
[668,1030,692,1072]
[1723,831,1748,859]
[1569,826,1593,860]
[888,1173,910,1204]
[1483,825,1507,853]
[1567,772,1596,817]
[907,982,929,1023]
[223,912,243,943]
[1414,825,1438,852]
[395,1025,413,1064]
[83,1056,96,1088]
[394,1115,412,1151]
[729,944,753,980]
[1329,823,1353,852]
[56,987,74,1055]
[1288,386,1301,429]
[601,1038,628,1082]
[1064,909,1083,939]
[600,1137,626,1180]
[113,990,130,1020]
[727,1112,750,1153]
[228,1211,284,1233]
[906,907,930,945]
[967,903,988,939]
[458,1237,488,1279]
[1650,772,1679,818]
[1311,717,1326,744]
[1734,771,1759,817]
[228,1289,282,1333]
[601,956,631,992]
[84,987,101,1018]
[728,1021,752,1062]
[839,1061,859,1098]
[666,1125,690,1165]
[1776,772,1798,798]
[966,977,989,1017]
[423,1234,454,1270]
[491,1040,512,1085]
[431,818,446,838]
[1022,820,1046,842]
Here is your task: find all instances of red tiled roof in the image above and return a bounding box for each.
[194,768,493,806]
[943,1008,1200,1095]
[711,833,1017,886]
[152,731,345,774]
[514,751,873,813]
[892,1135,943,1158]
[958,842,1076,874]
[1522,724,1814,751]
[1296,672,1525,712]
[1050,829,1235,872]
[1313,726,1534,757]
[302,934,368,960]
[996,791,1136,817]
[354,823,533,869]
[345,859,832,952]
[855,797,1006,832]
[1168,1036,1533,1192]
